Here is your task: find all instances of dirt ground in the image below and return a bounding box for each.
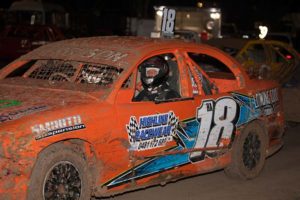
[99,123,300,200]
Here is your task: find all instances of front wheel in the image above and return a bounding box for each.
[27,143,92,200]
[225,121,268,179]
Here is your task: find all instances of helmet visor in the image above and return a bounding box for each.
[145,67,160,78]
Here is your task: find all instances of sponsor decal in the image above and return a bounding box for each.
[190,97,239,162]
[0,105,48,123]
[32,115,85,140]
[0,100,21,109]
[255,88,279,108]
[104,92,280,188]
[126,111,179,151]
[254,88,279,115]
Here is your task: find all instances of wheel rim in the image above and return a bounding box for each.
[43,161,82,200]
[242,132,261,170]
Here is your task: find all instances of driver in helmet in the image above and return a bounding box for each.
[135,56,180,101]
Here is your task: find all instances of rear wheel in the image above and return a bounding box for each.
[27,143,92,200]
[225,121,268,179]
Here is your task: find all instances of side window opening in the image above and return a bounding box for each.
[187,52,238,93]
[133,53,181,102]
[188,52,235,80]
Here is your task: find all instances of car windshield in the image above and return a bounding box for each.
[5,59,124,90]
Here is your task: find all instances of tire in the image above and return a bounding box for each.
[225,121,268,180]
[27,143,92,200]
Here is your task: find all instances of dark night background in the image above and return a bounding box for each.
[1,0,299,28]
[0,0,299,46]
[1,1,299,22]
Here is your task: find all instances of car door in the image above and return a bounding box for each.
[182,48,241,163]
[108,51,197,187]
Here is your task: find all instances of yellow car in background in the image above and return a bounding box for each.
[206,38,300,84]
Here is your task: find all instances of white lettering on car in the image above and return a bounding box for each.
[32,115,85,140]
[255,88,279,108]
[190,97,239,162]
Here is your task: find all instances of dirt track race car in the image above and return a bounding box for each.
[0,36,285,199]
[205,38,300,84]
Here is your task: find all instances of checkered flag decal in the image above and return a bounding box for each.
[168,111,179,136]
[126,116,139,144]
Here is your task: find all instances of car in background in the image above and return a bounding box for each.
[266,32,294,47]
[0,24,64,62]
[205,38,300,84]
[0,36,284,199]
[173,30,201,43]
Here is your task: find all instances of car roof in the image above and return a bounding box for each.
[20,36,206,70]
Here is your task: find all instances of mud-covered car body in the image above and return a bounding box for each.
[206,38,300,84]
[0,37,284,199]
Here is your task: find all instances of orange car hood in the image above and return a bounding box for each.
[0,79,99,124]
